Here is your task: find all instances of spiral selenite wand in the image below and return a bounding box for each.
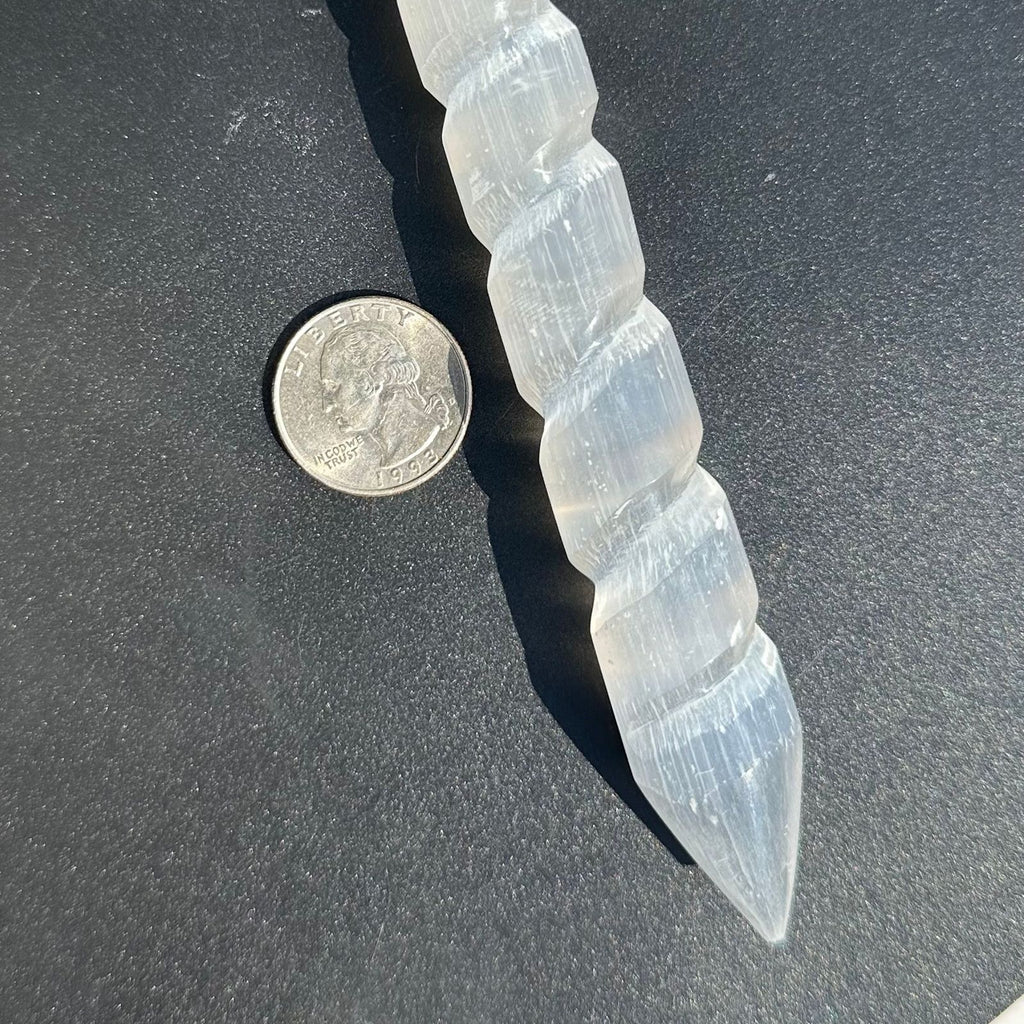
[395,0,803,941]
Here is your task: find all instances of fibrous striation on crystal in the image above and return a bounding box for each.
[396,0,803,942]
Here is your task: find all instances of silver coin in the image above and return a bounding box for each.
[272,297,472,496]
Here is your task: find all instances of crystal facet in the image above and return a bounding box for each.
[396,0,803,941]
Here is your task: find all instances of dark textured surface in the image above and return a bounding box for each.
[2,0,1023,1021]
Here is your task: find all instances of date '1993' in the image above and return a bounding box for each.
[378,448,439,488]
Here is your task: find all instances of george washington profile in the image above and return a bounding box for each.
[319,324,452,468]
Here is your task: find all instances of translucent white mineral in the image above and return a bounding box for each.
[397,0,803,941]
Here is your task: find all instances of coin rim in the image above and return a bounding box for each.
[271,296,472,497]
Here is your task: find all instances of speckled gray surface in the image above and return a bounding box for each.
[1,1,1022,1022]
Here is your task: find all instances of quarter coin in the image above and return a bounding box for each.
[272,297,472,496]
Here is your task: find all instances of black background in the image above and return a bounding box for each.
[2,1,1023,1021]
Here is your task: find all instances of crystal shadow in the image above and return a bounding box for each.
[323,0,692,866]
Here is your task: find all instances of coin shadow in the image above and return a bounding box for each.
[323,0,692,867]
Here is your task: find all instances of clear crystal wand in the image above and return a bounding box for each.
[396,0,803,941]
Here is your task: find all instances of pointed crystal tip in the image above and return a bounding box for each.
[642,739,800,944]
[624,629,803,943]
[734,822,798,945]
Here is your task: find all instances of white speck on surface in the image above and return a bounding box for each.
[224,110,247,144]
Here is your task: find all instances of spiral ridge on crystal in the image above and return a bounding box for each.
[397,0,803,941]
